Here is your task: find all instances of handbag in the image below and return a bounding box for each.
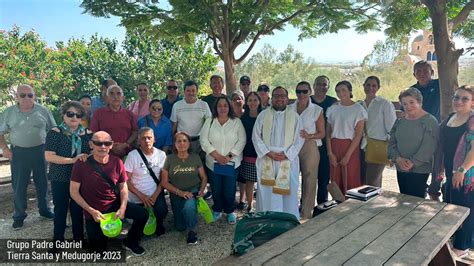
[214,161,236,177]
[365,137,389,165]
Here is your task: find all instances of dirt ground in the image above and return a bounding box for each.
[1,164,471,264]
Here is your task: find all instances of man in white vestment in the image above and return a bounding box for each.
[252,86,304,219]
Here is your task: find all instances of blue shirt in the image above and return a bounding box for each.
[91,96,106,117]
[161,96,182,119]
[138,115,173,150]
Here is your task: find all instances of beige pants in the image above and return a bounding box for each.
[299,140,320,219]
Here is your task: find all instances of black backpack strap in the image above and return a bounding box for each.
[87,157,120,196]
[136,149,160,186]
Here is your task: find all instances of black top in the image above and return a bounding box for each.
[201,94,220,110]
[411,79,440,121]
[440,116,467,178]
[241,112,258,158]
[311,95,338,116]
[45,128,93,182]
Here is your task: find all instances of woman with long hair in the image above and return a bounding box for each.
[359,76,396,187]
[200,96,246,224]
[289,81,325,219]
[239,92,263,212]
[433,86,474,258]
[326,81,367,194]
[161,132,208,245]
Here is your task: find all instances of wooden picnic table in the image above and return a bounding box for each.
[216,190,470,265]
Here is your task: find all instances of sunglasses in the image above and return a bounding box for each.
[65,111,84,119]
[452,95,471,103]
[257,87,269,92]
[295,89,309,94]
[167,86,178,90]
[151,106,163,111]
[91,140,113,147]
[19,93,34,98]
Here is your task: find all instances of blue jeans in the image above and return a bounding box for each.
[208,169,237,214]
[11,145,50,221]
[170,188,198,232]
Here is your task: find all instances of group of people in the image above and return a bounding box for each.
[0,60,473,258]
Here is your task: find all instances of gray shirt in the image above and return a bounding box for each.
[388,114,439,174]
[0,103,57,147]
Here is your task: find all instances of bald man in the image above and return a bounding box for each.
[70,131,148,255]
[0,84,56,230]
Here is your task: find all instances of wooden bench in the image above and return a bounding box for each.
[215,191,470,265]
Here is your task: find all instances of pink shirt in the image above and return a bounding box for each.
[128,99,150,120]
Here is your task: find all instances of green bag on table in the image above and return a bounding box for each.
[232,211,300,255]
[196,197,213,224]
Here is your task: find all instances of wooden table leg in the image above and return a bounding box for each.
[429,243,455,266]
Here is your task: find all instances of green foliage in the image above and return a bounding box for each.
[0,26,218,115]
[234,43,419,101]
[80,0,381,91]
[362,36,409,66]
[381,0,473,41]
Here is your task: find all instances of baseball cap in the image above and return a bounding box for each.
[239,75,251,84]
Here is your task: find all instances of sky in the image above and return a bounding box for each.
[1,0,471,64]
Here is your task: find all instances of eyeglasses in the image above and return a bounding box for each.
[452,95,471,103]
[273,94,287,99]
[65,111,84,119]
[91,140,113,147]
[257,86,269,92]
[151,106,163,111]
[167,86,178,90]
[295,90,309,94]
[19,93,34,98]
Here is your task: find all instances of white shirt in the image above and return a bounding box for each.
[124,148,167,204]
[289,100,324,146]
[359,96,397,148]
[170,99,211,136]
[327,103,368,139]
[200,117,246,171]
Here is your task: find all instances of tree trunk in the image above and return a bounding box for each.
[425,0,462,120]
[222,50,237,94]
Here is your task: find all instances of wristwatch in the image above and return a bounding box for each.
[457,166,468,174]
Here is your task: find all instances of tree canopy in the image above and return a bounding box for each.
[81,0,382,92]
[0,26,218,115]
[378,0,473,118]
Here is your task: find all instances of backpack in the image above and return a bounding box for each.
[231,211,300,255]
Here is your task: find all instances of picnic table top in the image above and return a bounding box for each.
[216,190,470,266]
